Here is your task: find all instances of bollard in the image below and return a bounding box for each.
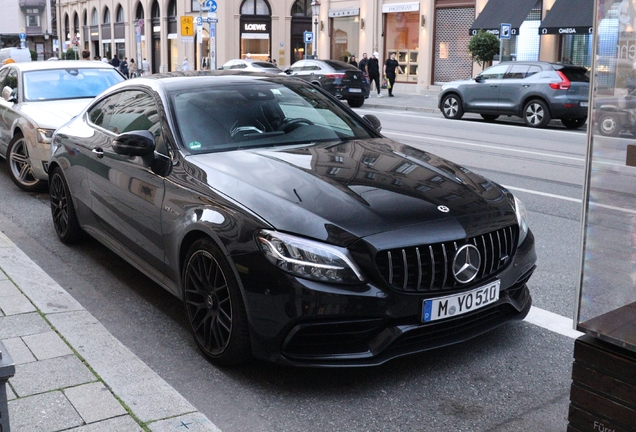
[0,341,15,432]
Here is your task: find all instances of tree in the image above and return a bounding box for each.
[468,30,500,68]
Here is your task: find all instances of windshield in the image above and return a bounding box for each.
[23,68,124,101]
[172,80,375,153]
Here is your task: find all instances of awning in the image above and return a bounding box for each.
[538,0,593,35]
[469,0,540,36]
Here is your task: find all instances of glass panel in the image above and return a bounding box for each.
[577,0,636,352]
[330,16,360,63]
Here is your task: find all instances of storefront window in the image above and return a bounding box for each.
[330,16,360,62]
[385,11,418,83]
[240,0,271,61]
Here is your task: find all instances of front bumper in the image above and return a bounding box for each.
[234,229,537,367]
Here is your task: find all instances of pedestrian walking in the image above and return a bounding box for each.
[383,52,403,97]
[129,58,138,77]
[182,57,190,71]
[142,58,150,75]
[120,57,129,78]
[110,54,120,68]
[366,52,382,97]
[358,53,368,73]
[348,54,358,68]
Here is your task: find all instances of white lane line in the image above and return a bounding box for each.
[524,306,583,339]
[384,131,585,162]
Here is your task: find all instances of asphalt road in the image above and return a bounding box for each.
[0,110,597,431]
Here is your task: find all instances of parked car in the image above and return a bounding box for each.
[49,71,536,367]
[219,58,281,74]
[0,60,125,191]
[438,61,590,129]
[595,90,636,137]
[283,59,369,108]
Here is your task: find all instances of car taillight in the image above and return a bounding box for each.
[549,71,571,90]
[326,73,346,79]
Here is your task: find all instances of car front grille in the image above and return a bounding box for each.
[375,225,518,292]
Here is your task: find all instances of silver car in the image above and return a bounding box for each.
[0,60,124,191]
[219,59,281,74]
[438,61,590,129]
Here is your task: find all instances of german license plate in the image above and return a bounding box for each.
[349,88,362,93]
[422,281,500,323]
[580,101,589,107]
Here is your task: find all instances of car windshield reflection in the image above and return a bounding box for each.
[172,81,374,153]
[23,68,124,101]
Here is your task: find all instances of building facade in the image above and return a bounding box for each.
[8,0,596,92]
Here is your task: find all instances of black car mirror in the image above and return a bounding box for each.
[283,69,292,74]
[112,130,156,157]
[474,75,485,83]
[362,114,382,133]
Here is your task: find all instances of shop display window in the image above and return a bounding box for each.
[385,11,418,83]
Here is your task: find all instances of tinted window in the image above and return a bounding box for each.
[527,65,542,77]
[503,65,529,79]
[479,64,508,80]
[109,91,166,153]
[88,94,119,129]
[322,60,358,71]
[253,62,278,69]
[559,67,590,82]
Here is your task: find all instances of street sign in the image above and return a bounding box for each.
[499,23,511,39]
[19,33,26,40]
[181,16,194,37]
[196,16,203,26]
[303,31,313,44]
[204,0,218,12]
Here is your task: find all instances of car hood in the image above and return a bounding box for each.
[187,138,516,246]
[18,99,92,129]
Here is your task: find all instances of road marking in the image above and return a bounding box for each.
[384,131,585,162]
[525,306,583,339]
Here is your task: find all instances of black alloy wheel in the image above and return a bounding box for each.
[50,166,83,243]
[523,99,551,128]
[441,94,464,119]
[347,98,364,108]
[7,133,46,192]
[597,113,621,137]
[561,118,587,129]
[481,114,500,122]
[183,239,251,365]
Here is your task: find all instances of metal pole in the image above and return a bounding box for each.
[313,18,318,58]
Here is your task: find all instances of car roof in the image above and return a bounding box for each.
[1,60,117,72]
[496,61,588,71]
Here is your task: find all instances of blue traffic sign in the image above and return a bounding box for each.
[204,0,217,12]
[19,33,26,40]
[303,31,313,44]
[499,23,511,39]
[196,16,203,26]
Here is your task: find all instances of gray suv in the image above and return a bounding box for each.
[438,61,589,129]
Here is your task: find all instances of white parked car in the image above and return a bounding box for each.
[0,60,124,191]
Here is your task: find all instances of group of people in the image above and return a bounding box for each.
[349,52,403,97]
[81,50,150,78]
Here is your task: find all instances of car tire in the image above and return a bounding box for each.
[347,98,364,108]
[49,166,83,244]
[183,238,251,366]
[7,133,46,192]
[481,114,499,122]
[561,118,587,129]
[441,94,464,120]
[597,113,622,137]
[523,99,551,128]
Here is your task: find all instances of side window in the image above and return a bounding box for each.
[289,61,306,72]
[526,65,542,78]
[5,69,18,91]
[479,64,509,80]
[109,90,165,153]
[0,69,10,89]
[87,94,120,130]
[503,65,530,79]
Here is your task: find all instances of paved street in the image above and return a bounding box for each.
[0,88,594,431]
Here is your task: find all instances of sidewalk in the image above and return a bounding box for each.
[361,86,441,113]
[0,230,220,432]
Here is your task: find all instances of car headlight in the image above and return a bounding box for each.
[514,196,529,245]
[37,128,55,143]
[256,230,365,284]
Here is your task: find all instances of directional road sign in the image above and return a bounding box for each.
[499,23,511,39]
[204,0,217,12]
[304,31,313,44]
[181,16,194,37]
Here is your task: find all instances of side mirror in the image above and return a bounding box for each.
[112,130,156,157]
[474,75,485,82]
[2,86,17,103]
[362,114,382,133]
[284,69,292,75]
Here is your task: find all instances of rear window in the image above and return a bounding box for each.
[253,62,278,69]
[322,60,359,71]
[558,67,590,82]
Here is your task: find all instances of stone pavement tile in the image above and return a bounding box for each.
[23,330,73,360]
[0,279,18,296]
[48,311,197,423]
[68,415,143,431]
[0,312,50,339]
[148,412,222,432]
[0,292,36,315]
[6,382,16,400]
[1,337,36,364]
[64,382,127,424]
[10,354,96,397]
[8,390,84,432]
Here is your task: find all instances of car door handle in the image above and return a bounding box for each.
[92,148,104,158]
[522,85,530,87]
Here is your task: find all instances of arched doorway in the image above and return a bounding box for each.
[290,0,312,64]
[239,0,271,61]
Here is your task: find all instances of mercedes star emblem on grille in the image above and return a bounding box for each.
[452,244,481,284]
[438,205,450,213]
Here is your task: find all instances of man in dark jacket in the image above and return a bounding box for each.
[110,54,120,68]
[366,52,382,97]
[358,53,368,73]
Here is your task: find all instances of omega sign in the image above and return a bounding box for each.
[243,22,268,32]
